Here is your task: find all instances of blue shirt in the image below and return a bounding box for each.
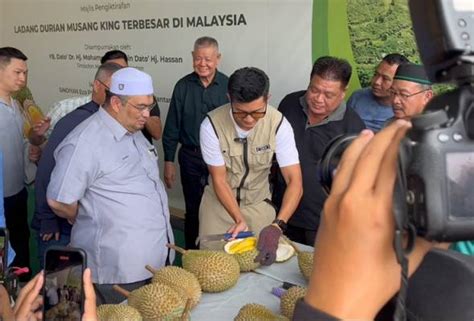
[347,88,394,132]
[47,107,174,284]
[32,101,99,236]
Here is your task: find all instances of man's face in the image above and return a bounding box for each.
[231,96,267,131]
[370,61,399,99]
[192,46,220,81]
[106,58,128,67]
[114,95,154,133]
[0,58,28,95]
[305,75,346,118]
[391,79,433,119]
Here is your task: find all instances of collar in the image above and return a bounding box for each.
[0,96,16,108]
[191,70,224,86]
[97,107,129,141]
[300,95,346,128]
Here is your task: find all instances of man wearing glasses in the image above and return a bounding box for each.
[389,63,433,120]
[199,67,302,265]
[32,62,122,268]
[273,56,366,246]
[47,68,174,303]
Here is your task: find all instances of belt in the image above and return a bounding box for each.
[181,144,201,153]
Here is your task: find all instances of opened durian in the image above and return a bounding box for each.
[280,286,307,319]
[113,283,187,321]
[281,237,314,280]
[97,304,142,321]
[167,244,240,292]
[234,303,289,321]
[223,237,295,272]
[146,265,202,308]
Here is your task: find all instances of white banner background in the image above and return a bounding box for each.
[1,0,313,210]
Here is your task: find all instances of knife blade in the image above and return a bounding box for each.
[198,231,254,243]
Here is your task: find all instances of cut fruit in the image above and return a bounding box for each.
[275,243,295,262]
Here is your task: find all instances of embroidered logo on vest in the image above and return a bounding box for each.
[255,144,271,153]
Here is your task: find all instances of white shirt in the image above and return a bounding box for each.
[200,109,299,167]
[46,95,91,137]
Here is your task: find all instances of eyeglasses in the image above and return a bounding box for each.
[127,100,156,112]
[232,104,267,120]
[96,79,110,91]
[389,89,430,101]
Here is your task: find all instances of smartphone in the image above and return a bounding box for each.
[0,228,8,283]
[43,247,86,321]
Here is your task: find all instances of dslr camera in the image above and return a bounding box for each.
[321,0,474,242]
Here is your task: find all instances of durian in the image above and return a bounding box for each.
[113,283,188,321]
[282,237,314,280]
[97,304,142,321]
[168,244,240,292]
[234,303,289,321]
[146,265,202,308]
[280,286,307,319]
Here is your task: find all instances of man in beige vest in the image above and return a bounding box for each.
[199,67,302,265]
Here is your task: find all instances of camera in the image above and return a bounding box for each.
[321,0,474,242]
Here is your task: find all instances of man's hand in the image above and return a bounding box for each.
[28,144,42,163]
[82,268,98,321]
[304,120,433,319]
[0,285,14,321]
[31,117,51,138]
[254,224,282,266]
[226,219,249,240]
[41,232,60,242]
[164,161,176,189]
[13,271,44,321]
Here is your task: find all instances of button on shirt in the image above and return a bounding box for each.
[47,107,174,284]
[0,98,25,197]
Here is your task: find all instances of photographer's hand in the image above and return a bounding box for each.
[82,268,98,321]
[13,271,44,321]
[0,285,14,321]
[304,120,433,320]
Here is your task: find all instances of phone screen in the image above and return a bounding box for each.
[0,229,8,282]
[43,247,86,321]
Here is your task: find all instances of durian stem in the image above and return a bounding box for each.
[112,285,130,298]
[166,243,187,255]
[145,264,157,274]
[180,298,193,321]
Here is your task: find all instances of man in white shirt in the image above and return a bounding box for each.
[199,67,302,265]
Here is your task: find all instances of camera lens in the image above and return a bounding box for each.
[319,134,358,194]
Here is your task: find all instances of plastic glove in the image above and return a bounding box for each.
[254,224,282,266]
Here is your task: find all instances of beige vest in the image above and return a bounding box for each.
[199,104,283,246]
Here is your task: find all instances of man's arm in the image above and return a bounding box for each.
[162,85,183,188]
[46,199,78,222]
[145,116,162,141]
[208,165,248,236]
[275,164,302,224]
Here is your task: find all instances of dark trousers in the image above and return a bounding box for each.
[3,188,30,271]
[285,224,318,247]
[37,233,70,269]
[94,278,150,305]
[178,146,208,250]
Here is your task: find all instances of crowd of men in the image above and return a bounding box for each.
[0,36,437,308]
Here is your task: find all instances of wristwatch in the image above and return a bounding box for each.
[272,219,287,232]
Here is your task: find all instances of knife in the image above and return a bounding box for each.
[198,231,254,244]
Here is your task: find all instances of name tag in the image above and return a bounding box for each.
[254,144,271,154]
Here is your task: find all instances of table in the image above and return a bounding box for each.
[190,243,313,320]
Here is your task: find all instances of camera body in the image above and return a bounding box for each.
[404,85,474,241]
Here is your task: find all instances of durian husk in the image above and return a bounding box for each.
[297,252,314,281]
[115,283,187,321]
[280,286,307,319]
[167,244,240,293]
[233,249,260,272]
[146,265,202,308]
[234,303,289,321]
[97,304,142,321]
